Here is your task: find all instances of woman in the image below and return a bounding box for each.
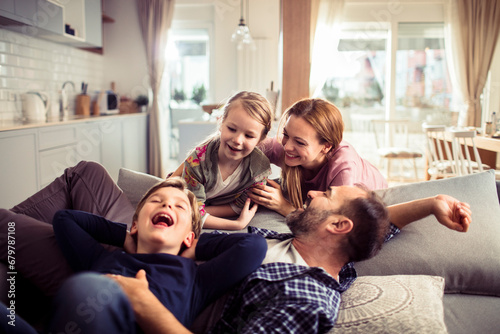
[249,98,387,216]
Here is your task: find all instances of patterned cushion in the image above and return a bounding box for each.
[330,275,447,334]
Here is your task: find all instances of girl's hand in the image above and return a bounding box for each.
[235,198,259,229]
[247,180,296,216]
[124,231,137,254]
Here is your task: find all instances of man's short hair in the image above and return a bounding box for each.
[338,189,390,262]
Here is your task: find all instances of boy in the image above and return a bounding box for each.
[48,178,267,333]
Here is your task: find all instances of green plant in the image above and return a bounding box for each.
[173,89,186,103]
[134,95,149,106]
[191,84,206,105]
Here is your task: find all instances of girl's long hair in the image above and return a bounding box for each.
[279,98,344,209]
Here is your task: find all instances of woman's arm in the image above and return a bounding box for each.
[388,195,471,232]
[247,179,296,216]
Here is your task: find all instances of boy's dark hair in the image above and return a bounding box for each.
[133,177,202,238]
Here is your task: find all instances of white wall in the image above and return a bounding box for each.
[102,0,149,99]
[173,0,280,103]
[0,28,104,121]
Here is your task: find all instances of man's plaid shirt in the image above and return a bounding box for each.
[209,225,400,333]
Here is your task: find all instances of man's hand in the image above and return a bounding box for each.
[432,195,471,232]
[107,270,149,310]
[107,270,192,334]
[248,180,295,216]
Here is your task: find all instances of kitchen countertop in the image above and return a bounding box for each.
[0,112,147,132]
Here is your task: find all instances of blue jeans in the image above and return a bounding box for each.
[0,301,38,334]
[48,272,137,334]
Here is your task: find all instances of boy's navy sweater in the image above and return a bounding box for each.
[53,209,267,327]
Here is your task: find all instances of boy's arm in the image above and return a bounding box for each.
[53,210,127,271]
[195,232,267,299]
[387,195,471,232]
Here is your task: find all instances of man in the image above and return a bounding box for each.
[108,185,471,333]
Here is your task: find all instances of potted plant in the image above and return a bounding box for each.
[173,89,186,104]
[134,95,149,112]
[191,84,206,105]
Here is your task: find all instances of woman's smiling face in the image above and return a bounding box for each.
[281,115,332,170]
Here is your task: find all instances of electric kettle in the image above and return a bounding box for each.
[21,91,50,122]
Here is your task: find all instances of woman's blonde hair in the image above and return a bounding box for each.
[278,98,344,209]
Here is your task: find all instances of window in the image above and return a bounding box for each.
[317,3,456,131]
[320,28,388,129]
[166,28,211,106]
[396,23,454,125]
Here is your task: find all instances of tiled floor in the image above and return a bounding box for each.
[167,130,428,187]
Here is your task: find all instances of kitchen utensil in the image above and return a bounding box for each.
[21,91,50,122]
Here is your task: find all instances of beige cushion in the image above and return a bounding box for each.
[330,275,447,334]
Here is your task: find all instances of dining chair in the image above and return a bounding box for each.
[422,124,457,179]
[447,128,490,176]
[371,119,422,182]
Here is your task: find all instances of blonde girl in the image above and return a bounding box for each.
[173,91,273,230]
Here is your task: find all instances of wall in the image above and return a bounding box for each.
[102,0,149,99]
[174,0,280,103]
[0,28,104,121]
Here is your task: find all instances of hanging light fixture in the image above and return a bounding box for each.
[231,0,253,47]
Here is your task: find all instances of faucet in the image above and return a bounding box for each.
[60,81,75,118]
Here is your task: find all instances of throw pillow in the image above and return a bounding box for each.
[356,170,500,297]
[330,275,447,334]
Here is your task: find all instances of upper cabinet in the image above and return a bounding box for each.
[0,0,102,48]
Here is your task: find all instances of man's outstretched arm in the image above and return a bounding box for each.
[108,270,192,334]
[387,195,471,232]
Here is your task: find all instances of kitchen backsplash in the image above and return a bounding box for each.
[0,28,104,121]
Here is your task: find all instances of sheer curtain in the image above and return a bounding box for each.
[445,0,500,127]
[136,0,175,177]
[309,0,345,97]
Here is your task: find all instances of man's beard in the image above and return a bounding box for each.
[286,207,334,235]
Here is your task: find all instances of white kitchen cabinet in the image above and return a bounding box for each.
[101,118,124,181]
[122,114,148,173]
[38,124,78,187]
[0,0,101,48]
[0,129,38,209]
[0,114,148,208]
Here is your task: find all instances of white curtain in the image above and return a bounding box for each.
[309,0,345,97]
[444,0,500,127]
[136,0,175,177]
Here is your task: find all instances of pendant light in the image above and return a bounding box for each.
[231,0,253,47]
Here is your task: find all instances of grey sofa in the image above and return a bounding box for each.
[118,168,500,334]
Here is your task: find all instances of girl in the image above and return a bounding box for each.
[249,98,387,216]
[176,91,273,230]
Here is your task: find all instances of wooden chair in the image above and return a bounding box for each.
[422,124,457,179]
[448,128,490,176]
[371,119,422,182]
